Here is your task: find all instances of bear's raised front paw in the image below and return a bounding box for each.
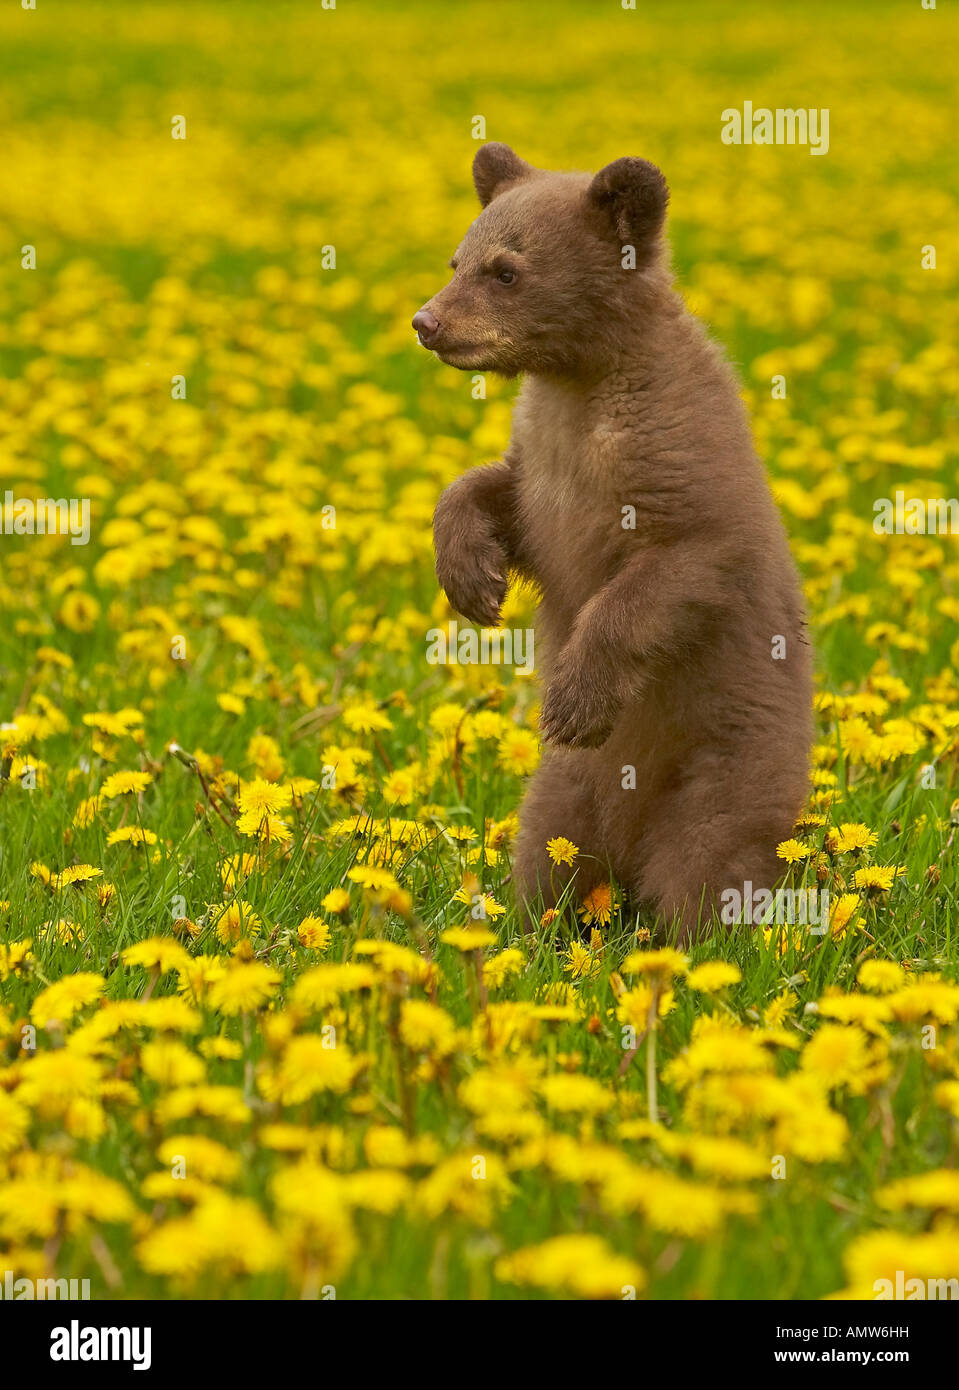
[539,673,616,749]
[435,550,508,629]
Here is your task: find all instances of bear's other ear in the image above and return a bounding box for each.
[473,143,535,207]
[587,157,669,246]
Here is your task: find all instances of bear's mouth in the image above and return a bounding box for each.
[433,342,490,366]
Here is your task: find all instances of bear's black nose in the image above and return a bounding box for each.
[412,309,440,346]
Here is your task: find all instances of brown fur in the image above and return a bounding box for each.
[418,144,814,941]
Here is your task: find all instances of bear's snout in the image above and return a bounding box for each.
[412,308,441,347]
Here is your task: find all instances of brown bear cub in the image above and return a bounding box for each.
[415,143,813,941]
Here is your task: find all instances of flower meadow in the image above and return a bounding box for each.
[1,0,958,1302]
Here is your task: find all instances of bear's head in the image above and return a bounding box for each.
[413,143,669,377]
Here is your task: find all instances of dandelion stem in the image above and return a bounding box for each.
[647,991,659,1123]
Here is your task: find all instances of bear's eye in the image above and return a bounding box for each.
[496,269,516,285]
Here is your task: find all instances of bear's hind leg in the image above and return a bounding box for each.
[636,780,791,946]
[512,752,609,930]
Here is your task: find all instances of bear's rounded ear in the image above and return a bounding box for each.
[587,157,669,246]
[473,143,535,207]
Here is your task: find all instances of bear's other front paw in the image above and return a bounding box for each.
[436,548,508,629]
[539,673,617,749]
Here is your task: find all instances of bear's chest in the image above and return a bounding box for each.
[510,390,626,615]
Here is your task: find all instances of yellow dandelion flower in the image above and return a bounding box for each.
[686,960,742,993]
[776,838,814,864]
[100,770,152,799]
[546,836,579,866]
[207,963,281,1015]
